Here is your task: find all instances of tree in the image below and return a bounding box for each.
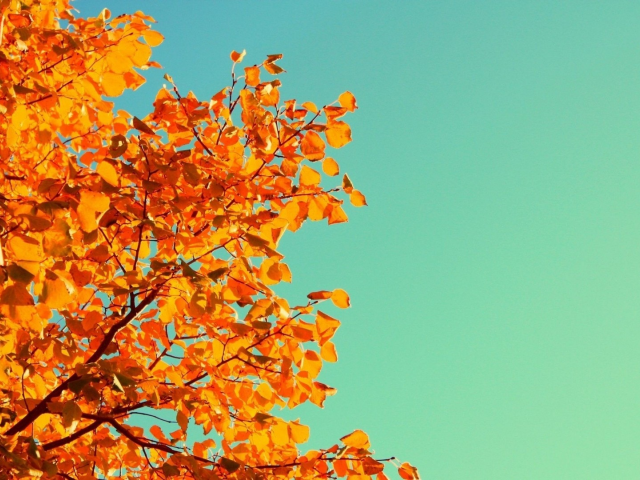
[0,1,418,479]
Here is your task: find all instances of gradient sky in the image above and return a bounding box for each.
[79,1,640,478]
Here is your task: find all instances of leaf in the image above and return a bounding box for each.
[322,157,339,176]
[142,30,164,47]
[299,165,321,186]
[331,289,350,308]
[340,429,370,449]
[244,66,260,87]
[350,189,367,207]
[307,290,332,300]
[109,134,128,157]
[302,101,319,114]
[301,131,325,161]
[398,463,420,480]
[220,458,240,473]
[326,120,352,148]
[62,401,82,431]
[97,161,119,187]
[342,173,354,193]
[230,49,246,63]
[102,72,126,97]
[338,91,358,112]
[162,464,181,477]
[132,116,155,135]
[77,191,110,232]
[177,410,189,433]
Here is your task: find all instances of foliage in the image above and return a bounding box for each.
[0,1,418,479]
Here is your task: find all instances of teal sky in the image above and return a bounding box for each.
[80,1,640,478]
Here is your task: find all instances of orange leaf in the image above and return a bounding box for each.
[320,341,338,362]
[338,91,358,112]
[301,131,325,161]
[322,157,340,176]
[340,429,370,449]
[300,165,321,186]
[244,66,260,87]
[350,189,367,207]
[326,120,352,148]
[398,463,420,480]
[331,289,350,308]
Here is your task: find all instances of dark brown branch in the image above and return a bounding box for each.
[43,420,103,451]
[4,287,162,436]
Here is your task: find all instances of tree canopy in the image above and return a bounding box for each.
[0,1,418,479]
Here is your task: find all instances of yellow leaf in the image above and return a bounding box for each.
[302,350,322,378]
[326,120,352,148]
[322,157,339,176]
[7,235,42,262]
[302,101,318,114]
[338,91,358,112]
[77,191,110,232]
[142,29,164,47]
[300,165,321,186]
[289,421,310,444]
[301,131,325,161]
[340,429,370,449]
[331,289,350,308]
[328,205,348,225]
[320,341,338,362]
[271,421,289,446]
[102,72,126,97]
[350,189,367,207]
[97,161,119,187]
[41,274,74,309]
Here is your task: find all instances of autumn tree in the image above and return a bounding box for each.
[0,1,418,479]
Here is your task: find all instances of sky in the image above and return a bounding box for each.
[78,1,640,478]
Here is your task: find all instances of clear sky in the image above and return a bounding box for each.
[79,1,640,478]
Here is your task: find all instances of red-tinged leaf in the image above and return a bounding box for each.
[398,463,420,480]
[307,290,332,300]
[244,66,260,86]
[301,131,325,161]
[230,49,246,63]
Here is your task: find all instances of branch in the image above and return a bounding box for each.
[43,420,103,451]
[4,287,162,436]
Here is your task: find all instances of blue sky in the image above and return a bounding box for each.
[79,1,640,478]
